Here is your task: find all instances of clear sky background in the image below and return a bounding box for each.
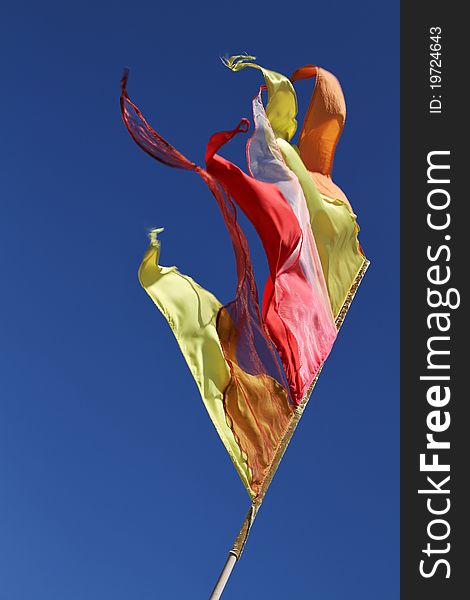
[1,1,399,598]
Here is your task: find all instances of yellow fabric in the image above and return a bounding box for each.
[138,230,254,496]
[225,56,366,318]
[276,139,365,318]
[223,55,297,141]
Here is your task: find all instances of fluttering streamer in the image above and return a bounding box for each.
[120,58,368,501]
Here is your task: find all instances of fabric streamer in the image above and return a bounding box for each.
[120,58,367,498]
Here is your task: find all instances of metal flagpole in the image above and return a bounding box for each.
[208,260,370,599]
[208,553,237,600]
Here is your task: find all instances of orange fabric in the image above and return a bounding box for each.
[292,66,347,194]
[217,308,293,496]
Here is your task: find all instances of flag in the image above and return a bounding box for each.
[120,58,367,500]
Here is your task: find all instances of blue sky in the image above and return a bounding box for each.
[1,1,399,598]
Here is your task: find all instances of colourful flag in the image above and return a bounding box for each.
[120,58,367,500]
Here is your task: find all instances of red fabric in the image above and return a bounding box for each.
[206,128,318,404]
[206,128,301,280]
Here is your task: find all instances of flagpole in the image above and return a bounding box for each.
[208,553,237,600]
